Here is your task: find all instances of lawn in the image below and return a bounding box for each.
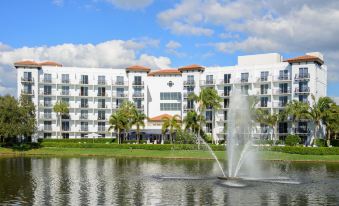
[1,147,339,162]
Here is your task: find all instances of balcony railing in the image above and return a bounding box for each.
[79,104,89,108]
[200,80,215,86]
[136,106,144,111]
[60,91,70,96]
[97,93,107,97]
[44,126,52,131]
[132,81,144,86]
[240,78,249,83]
[98,127,106,132]
[97,80,107,85]
[97,116,106,120]
[21,77,34,83]
[79,80,88,85]
[21,90,34,95]
[183,105,194,111]
[80,115,88,120]
[273,102,287,108]
[41,79,53,84]
[183,92,194,99]
[258,77,269,82]
[183,80,195,86]
[62,127,70,132]
[258,90,269,95]
[295,73,310,80]
[295,87,310,93]
[61,79,70,84]
[276,75,290,81]
[112,93,128,98]
[273,89,291,95]
[219,80,231,85]
[40,114,52,119]
[79,93,88,97]
[132,93,144,98]
[80,127,89,132]
[40,91,52,96]
[97,104,107,109]
[112,81,128,86]
[220,92,230,97]
[41,103,53,107]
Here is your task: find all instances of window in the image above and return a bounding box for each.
[299,95,308,103]
[98,76,105,85]
[44,85,52,95]
[279,70,289,80]
[134,87,142,96]
[299,68,309,78]
[160,92,181,100]
[80,87,88,96]
[44,74,52,83]
[206,123,212,133]
[224,111,227,120]
[187,99,194,109]
[241,73,249,82]
[98,122,105,132]
[116,76,124,85]
[80,75,88,84]
[23,84,32,94]
[62,121,70,131]
[44,121,52,130]
[224,86,231,96]
[187,75,194,84]
[62,133,69,139]
[279,83,289,93]
[98,99,105,108]
[224,74,231,84]
[116,99,124,108]
[44,97,52,107]
[62,86,69,95]
[80,110,88,119]
[80,99,88,108]
[44,133,52,139]
[98,87,106,96]
[260,97,268,107]
[298,122,308,133]
[279,122,288,134]
[134,76,142,85]
[98,110,105,120]
[160,103,181,111]
[299,82,309,92]
[260,84,268,94]
[241,85,249,95]
[61,74,69,83]
[116,88,125,97]
[44,109,52,119]
[206,75,214,84]
[260,71,269,81]
[134,99,142,108]
[23,72,32,81]
[224,99,229,108]
[279,96,288,107]
[81,122,88,131]
[205,111,212,121]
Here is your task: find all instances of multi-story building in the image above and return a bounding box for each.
[15,52,327,143]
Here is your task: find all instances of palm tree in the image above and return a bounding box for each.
[307,95,334,146]
[256,109,282,141]
[108,112,127,144]
[284,100,309,134]
[53,101,69,139]
[118,101,137,141]
[131,111,146,144]
[161,115,181,144]
[189,87,222,145]
[322,103,339,146]
[183,111,205,142]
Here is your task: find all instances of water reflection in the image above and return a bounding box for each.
[0,157,339,205]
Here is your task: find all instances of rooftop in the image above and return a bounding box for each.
[148,69,181,76]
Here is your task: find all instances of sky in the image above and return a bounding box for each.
[0,0,339,97]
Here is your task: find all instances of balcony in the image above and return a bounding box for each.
[40,114,52,119]
[60,91,70,96]
[273,89,291,95]
[183,105,194,111]
[62,127,70,132]
[294,128,309,135]
[257,90,269,96]
[183,92,194,99]
[220,92,230,98]
[21,90,34,95]
[132,81,144,87]
[273,101,287,108]
[80,127,89,132]
[183,80,195,86]
[112,81,128,87]
[258,102,269,108]
[97,80,107,85]
[217,117,227,123]
[39,91,53,96]
[97,104,107,109]
[112,93,128,98]
[79,93,88,97]
[200,80,215,86]
[79,80,88,85]
[40,103,53,108]
[295,87,310,94]
[295,73,310,81]
[97,116,106,121]
[79,104,89,108]
[44,126,52,131]
[80,115,88,120]
[218,80,231,85]
[97,93,107,97]
[98,126,106,132]
[133,93,144,98]
[275,75,291,81]
[21,77,34,83]
[40,79,53,84]
[136,106,144,111]
[61,79,70,84]
[257,77,269,82]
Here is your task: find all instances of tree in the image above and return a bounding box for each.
[18,95,37,142]
[131,110,146,144]
[118,101,137,141]
[108,112,127,144]
[284,100,309,134]
[53,101,69,139]
[161,115,181,144]
[256,109,282,141]
[189,87,222,145]
[183,110,205,142]
[323,103,339,146]
[306,95,334,146]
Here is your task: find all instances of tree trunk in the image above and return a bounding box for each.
[327,129,331,147]
[59,115,62,139]
[170,133,173,144]
[312,123,318,146]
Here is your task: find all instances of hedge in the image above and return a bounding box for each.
[40,138,115,144]
[41,142,226,151]
[262,146,339,155]
[331,139,339,147]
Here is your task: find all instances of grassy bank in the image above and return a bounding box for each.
[1,147,339,162]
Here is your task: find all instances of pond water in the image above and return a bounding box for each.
[0,157,339,205]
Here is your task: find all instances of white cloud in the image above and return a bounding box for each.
[166,40,181,50]
[52,0,64,7]
[105,0,153,10]
[165,40,185,57]
[0,39,171,96]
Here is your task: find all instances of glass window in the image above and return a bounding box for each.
[241,73,249,82]
[160,103,181,111]
[224,74,231,84]
[134,76,142,85]
[116,76,124,84]
[62,86,69,95]
[224,86,231,96]
[299,68,308,78]
[98,76,105,85]
[205,111,212,121]
[44,97,52,107]
[160,92,181,100]
[81,110,88,119]
[206,75,214,84]
[80,87,88,96]
[98,87,106,96]
[23,72,32,81]
[98,99,105,108]
[279,96,288,106]
[260,97,268,107]
[44,74,52,83]
[80,75,88,84]
[81,99,88,108]
[61,74,69,83]
[260,71,269,81]
[279,70,289,80]
[98,110,105,120]
[260,84,268,94]
[62,121,70,131]
[224,99,229,108]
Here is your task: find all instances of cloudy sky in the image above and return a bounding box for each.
[0,0,339,96]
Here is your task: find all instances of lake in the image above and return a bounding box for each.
[0,157,339,205]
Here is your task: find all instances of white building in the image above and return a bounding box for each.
[15,52,327,143]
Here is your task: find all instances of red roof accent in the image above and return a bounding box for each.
[126,65,151,72]
[149,114,181,121]
[178,64,205,72]
[284,55,324,65]
[148,69,181,76]
[14,60,63,68]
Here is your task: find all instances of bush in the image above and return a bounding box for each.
[254,139,274,145]
[203,134,213,143]
[41,142,226,151]
[40,138,115,144]
[315,139,326,147]
[331,139,339,147]
[262,146,339,155]
[11,143,41,151]
[285,135,301,146]
[175,130,196,144]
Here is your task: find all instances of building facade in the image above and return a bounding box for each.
[15,52,327,143]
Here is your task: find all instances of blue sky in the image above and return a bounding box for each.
[0,0,338,96]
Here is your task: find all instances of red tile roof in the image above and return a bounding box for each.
[148,69,181,76]
[126,65,151,72]
[284,55,324,65]
[149,114,181,121]
[178,64,205,72]
[14,60,63,68]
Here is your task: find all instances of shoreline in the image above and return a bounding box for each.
[1,147,339,163]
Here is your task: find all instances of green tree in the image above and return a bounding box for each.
[183,110,205,142]
[306,95,334,145]
[118,101,137,141]
[161,115,181,144]
[131,110,146,144]
[108,112,127,144]
[18,95,37,142]
[256,109,282,141]
[284,100,309,134]
[189,87,221,145]
[323,103,339,146]
[53,101,69,139]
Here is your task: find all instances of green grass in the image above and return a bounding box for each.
[1,147,339,162]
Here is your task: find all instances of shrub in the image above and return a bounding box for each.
[254,139,274,145]
[331,139,339,147]
[315,139,326,147]
[40,138,115,144]
[203,134,213,143]
[262,146,339,155]
[285,135,301,146]
[175,130,196,144]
